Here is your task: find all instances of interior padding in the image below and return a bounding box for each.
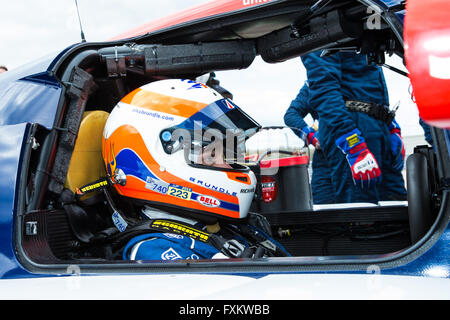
[65,111,109,199]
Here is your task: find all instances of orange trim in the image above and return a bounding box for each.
[103,125,239,206]
[121,88,207,118]
[226,172,251,185]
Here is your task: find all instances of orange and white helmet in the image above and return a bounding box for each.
[102,79,260,224]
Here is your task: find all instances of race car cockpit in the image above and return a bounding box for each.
[14,0,448,275]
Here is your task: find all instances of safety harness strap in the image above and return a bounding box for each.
[69,177,287,258]
[148,219,266,258]
[345,100,395,125]
[75,177,111,200]
[91,219,230,255]
[92,218,285,258]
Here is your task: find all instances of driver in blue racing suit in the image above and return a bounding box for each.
[300,51,407,203]
[121,206,290,261]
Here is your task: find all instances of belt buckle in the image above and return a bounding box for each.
[383,104,395,125]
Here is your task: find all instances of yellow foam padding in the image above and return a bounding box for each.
[65,111,110,197]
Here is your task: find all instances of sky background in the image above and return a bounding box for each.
[0,0,426,138]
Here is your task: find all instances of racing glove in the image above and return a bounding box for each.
[336,128,382,189]
[301,126,320,149]
[389,119,406,171]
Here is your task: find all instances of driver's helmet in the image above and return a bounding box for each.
[102,79,260,224]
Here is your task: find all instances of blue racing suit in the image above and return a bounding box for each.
[301,51,407,203]
[284,82,336,204]
[123,232,223,260]
[122,217,291,260]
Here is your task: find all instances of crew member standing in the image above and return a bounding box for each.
[284,81,336,204]
[301,51,407,203]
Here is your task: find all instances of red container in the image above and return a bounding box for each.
[250,155,313,213]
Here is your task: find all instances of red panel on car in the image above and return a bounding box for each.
[405,0,450,128]
[110,0,274,41]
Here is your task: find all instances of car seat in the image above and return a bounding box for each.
[62,110,110,243]
[64,110,110,200]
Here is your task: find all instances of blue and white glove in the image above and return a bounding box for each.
[336,128,382,189]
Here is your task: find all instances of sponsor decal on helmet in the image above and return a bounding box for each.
[187,83,208,90]
[240,187,255,193]
[145,177,170,194]
[225,99,235,109]
[131,108,175,121]
[197,195,221,208]
[181,78,208,90]
[189,177,238,196]
[168,184,192,200]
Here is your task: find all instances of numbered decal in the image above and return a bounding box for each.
[168,184,192,200]
[145,177,169,195]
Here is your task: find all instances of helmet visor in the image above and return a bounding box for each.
[160,98,260,169]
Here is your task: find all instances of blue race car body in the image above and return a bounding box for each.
[0,0,448,295]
